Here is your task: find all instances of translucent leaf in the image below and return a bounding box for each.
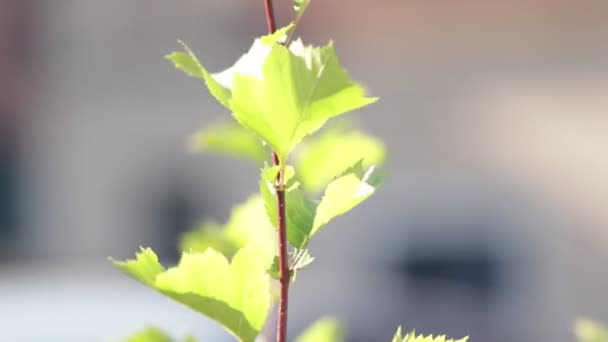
[392,326,405,342]
[230,39,377,162]
[261,161,382,248]
[268,248,315,282]
[295,316,345,342]
[166,41,231,108]
[112,247,273,342]
[290,248,315,281]
[295,124,386,192]
[391,326,469,342]
[168,28,376,162]
[122,326,197,342]
[166,25,292,109]
[213,24,293,91]
[180,220,238,257]
[122,326,172,342]
[576,319,608,342]
[311,160,383,237]
[189,121,268,164]
[260,23,295,45]
[180,195,276,257]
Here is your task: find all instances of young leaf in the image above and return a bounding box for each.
[179,220,238,256]
[166,24,292,110]
[576,319,608,342]
[168,28,376,162]
[230,39,378,162]
[311,160,382,237]
[166,41,231,108]
[122,326,197,342]
[213,23,294,90]
[261,162,382,248]
[290,248,315,281]
[180,195,276,257]
[295,125,386,192]
[122,326,172,342]
[295,316,345,342]
[112,247,273,342]
[260,23,295,45]
[189,122,267,165]
[392,326,405,342]
[391,326,469,342]
[268,249,314,282]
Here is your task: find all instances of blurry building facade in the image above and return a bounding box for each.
[1,1,607,341]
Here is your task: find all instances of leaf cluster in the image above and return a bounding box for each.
[109,2,473,342]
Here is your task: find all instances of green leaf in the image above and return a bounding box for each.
[392,326,405,342]
[261,161,382,248]
[189,121,268,164]
[168,28,376,163]
[260,23,295,45]
[295,124,386,192]
[290,248,315,281]
[112,247,273,342]
[121,326,197,342]
[166,41,231,108]
[391,326,469,342]
[311,160,382,237]
[267,248,314,282]
[295,316,345,342]
[576,319,608,342]
[260,166,317,248]
[122,326,172,342]
[166,24,292,110]
[230,39,377,162]
[180,195,276,257]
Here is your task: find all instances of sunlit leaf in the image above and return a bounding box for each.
[576,319,608,342]
[295,124,386,192]
[180,195,276,257]
[230,39,377,162]
[166,41,231,108]
[168,26,376,163]
[311,160,382,237]
[122,326,172,342]
[189,122,267,164]
[260,23,295,45]
[392,326,469,342]
[261,161,382,248]
[112,247,272,342]
[295,316,344,342]
[121,326,197,342]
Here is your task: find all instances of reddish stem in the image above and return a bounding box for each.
[275,181,289,342]
[264,2,289,342]
[264,0,277,33]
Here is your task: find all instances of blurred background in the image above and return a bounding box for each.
[1,0,607,341]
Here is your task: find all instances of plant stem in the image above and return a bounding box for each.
[264,0,277,33]
[264,2,289,342]
[275,175,289,342]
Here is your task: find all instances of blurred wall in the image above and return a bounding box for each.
[1,1,607,341]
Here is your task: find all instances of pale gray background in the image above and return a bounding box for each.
[1,1,607,341]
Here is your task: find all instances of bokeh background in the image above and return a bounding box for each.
[1,0,607,341]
